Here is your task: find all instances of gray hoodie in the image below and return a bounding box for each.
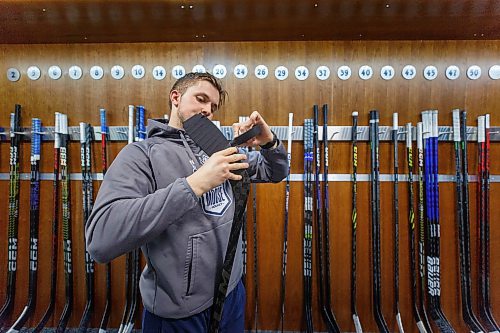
[86,119,288,318]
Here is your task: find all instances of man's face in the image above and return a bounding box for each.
[170,80,221,126]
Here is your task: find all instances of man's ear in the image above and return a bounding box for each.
[170,90,181,108]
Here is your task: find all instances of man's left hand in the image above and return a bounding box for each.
[232,111,274,147]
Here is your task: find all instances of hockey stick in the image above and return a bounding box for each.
[99,109,112,333]
[78,122,95,333]
[33,113,61,332]
[405,123,427,333]
[479,114,500,331]
[239,118,248,288]
[313,105,340,333]
[180,114,256,333]
[457,110,485,333]
[321,105,341,333]
[392,114,404,333]
[369,110,389,333]
[56,114,74,333]
[7,118,41,333]
[279,113,293,333]
[123,105,146,333]
[252,169,258,333]
[416,123,433,333]
[351,111,363,333]
[303,119,314,333]
[0,106,22,329]
[118,105,135,333]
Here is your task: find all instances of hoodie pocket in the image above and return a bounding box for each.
[184,236,198,296]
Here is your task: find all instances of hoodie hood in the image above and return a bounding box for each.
[147,118,181,139]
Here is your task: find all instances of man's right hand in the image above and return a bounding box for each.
[186,147,248,197]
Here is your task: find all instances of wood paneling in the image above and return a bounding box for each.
[1,1,500,44]
[0,40,499,332]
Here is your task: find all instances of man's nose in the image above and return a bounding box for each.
[201,107,212,118]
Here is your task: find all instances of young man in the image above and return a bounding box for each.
[86,72,288,332]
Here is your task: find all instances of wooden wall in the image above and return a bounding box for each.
[0,40,499,332]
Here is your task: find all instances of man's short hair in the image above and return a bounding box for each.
[169,72,227,110]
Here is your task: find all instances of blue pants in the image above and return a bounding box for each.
[142,280,246,333]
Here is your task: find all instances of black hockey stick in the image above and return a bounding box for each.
[123,249,140,333]
[99,109,112,333]
[312,107,325,331]
[33,113,61,332]
[7,118,41,333]
[237,116,259,333]
[241,204,247,285]
[350,111,363,333]
[457,110,485,333]
[239,118,248,288]
[475,114,499,332]
[405,123,427,333]
[78,122,95,333]
[321,105,341,332]
[56,113,74,333]
[369,110,389,333]
[313,105,340,333]
[303,119,314,333]
[416,123,433,333]
[252,178,258,333]
[392,114,404,332]
[453,110,478,333]
[182,114,258,333]
[0,105,22,329]
[478,114,500,331]
[432,111,456,332]
[279,113,293,333]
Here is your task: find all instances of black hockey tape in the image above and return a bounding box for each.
[183,114,230,156]
[231,125,261,146]
[184,114,261,154]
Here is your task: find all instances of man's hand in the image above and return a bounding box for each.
[232,111,274,147]
[186,147,249,197]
